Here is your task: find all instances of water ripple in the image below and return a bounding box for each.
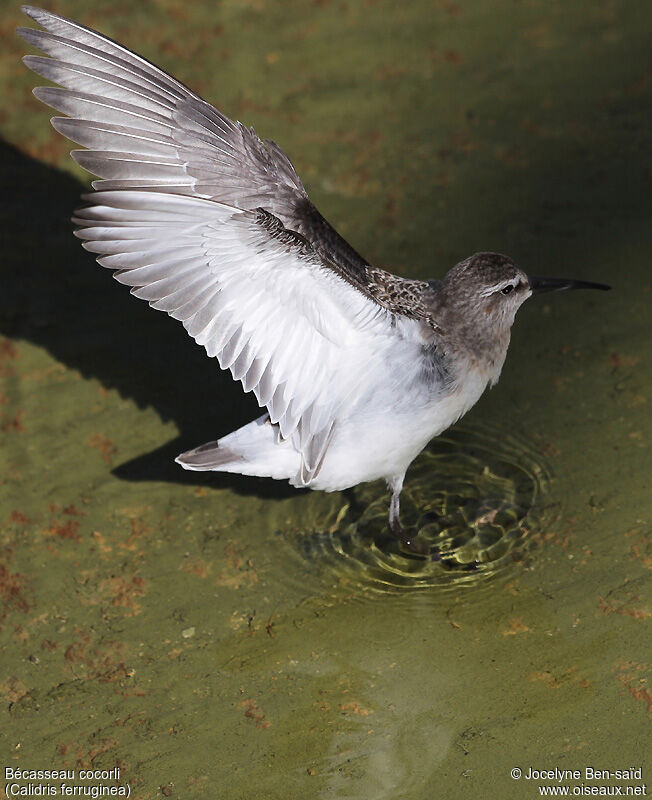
[284,422,555,596]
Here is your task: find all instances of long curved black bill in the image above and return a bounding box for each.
[528,276,612,293]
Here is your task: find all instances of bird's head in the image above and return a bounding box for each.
[440,252,531,331]
[438,251,611,335]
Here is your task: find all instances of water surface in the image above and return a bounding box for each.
[0,0,650,797]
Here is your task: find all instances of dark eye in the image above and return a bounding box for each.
[501,285,514,295]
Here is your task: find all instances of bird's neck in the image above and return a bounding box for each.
[439,312,511,389]
[427,286,513,388]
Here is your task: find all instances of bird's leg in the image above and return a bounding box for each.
[387,475,429,555]
[388,476,405,539]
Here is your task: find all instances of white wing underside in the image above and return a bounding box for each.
[74,191,393,483]
[18,5,425,485]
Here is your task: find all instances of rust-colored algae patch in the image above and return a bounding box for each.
[61,504,85,517]
[9,510,31,525]
[625,527,652,571]
[88,433,118,465]
[237,698,271,729]
[46,518,81,541]
[501,617,532,635]
[0,676,29,703]
[44,503,86,542]
[0,338,17,377]
[1,409,25,433]
[0,548,31,623]
[120,516,151,553]
[56,737,124,773]
[214,541,259,589]
[101,575,147,616]
[605,351,639,371]
[64,628,130,684]
[339,701,374,717]
[598,595,651,621]
[614,662,652,713]
[111,508,152,556]
[527,668,591,690]
[91,531,113,555]
[180,558,212,579]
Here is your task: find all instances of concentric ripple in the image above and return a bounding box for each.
[288,423,555,594]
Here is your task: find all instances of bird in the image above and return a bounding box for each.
[18,5,610,554]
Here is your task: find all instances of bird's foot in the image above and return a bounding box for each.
[388,519,431,556]
[388,516,479,568]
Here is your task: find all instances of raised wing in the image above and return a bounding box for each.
[17,4,370,285]
[19,5,437,484]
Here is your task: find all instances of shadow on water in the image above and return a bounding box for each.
[279,422,556,596]
[0,139,301,498]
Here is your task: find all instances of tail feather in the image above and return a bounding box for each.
[175,440,243,471]
[175,413,300,480]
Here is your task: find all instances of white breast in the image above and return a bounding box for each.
[308,344,494,492]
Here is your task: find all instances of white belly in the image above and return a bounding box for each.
[309,363,491,492]
[211,341,497,492]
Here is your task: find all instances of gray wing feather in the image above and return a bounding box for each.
[19,5,370,277]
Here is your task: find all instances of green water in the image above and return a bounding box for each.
[1,0,650,798]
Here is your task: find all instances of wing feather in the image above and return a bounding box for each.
[23,55,177,114]
[19,5,372,276]
[18,10,192,100]
[52,118,178,157]
[71,190,396,481]
[19,6,436,483]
